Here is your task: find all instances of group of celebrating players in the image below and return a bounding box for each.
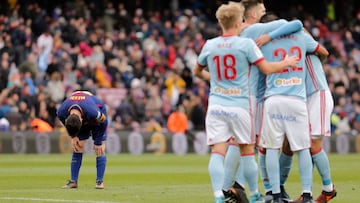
[193,0,337,203]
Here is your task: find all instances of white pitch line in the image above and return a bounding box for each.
[0,197,121,203]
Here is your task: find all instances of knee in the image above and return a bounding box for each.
[310,139,323,154]
[240,144,255,155]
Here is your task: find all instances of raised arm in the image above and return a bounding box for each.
[255,19,303,47]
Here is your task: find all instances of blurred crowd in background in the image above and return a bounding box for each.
[0,0,360,137]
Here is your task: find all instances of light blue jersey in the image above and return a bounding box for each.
[197,35,264,109]
[240,20,303,101]
[305,54,330,96]
[261,31,320,101]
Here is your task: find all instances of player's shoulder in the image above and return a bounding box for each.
[204,36,219,44]
[205,35,247,48]
[236,36,255,46]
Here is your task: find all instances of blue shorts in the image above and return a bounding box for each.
[78,121,107,143]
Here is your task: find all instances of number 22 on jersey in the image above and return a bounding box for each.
[274,46,303,73]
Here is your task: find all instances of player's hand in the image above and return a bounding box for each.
[255,34,271,47]
[71,137,81,152]
[93,144,104,156]
[283,54,299,67]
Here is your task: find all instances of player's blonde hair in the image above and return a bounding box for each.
[215,2,244,30]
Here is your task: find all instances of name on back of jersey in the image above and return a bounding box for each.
[217,42,232,49]
[70,95,86,101]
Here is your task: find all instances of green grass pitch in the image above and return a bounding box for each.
[0,153,358,203]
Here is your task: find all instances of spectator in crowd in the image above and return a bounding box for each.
[164,70,186,109]
[167,105,188,134]
[189,93,205,131]
[0,117,10,131]
[144,116,163,132]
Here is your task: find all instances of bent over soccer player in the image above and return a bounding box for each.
[57,90,108,189]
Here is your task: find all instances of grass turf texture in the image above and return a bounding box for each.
[0,153,358,203]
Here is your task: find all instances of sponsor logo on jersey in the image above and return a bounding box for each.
[274,77,302,87]
[214,86,241,95]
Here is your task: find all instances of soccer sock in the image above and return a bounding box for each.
[258,149,271,193]
[223,144,240,190]
[279,152,293,185]
[298,149,313,194]
[71,152,83,182]
[312,149,333,192]
[234,158,246,189]
[241,154,258,195]
[96,155,107,181]
[208,153,225,197]
[266,149,280,194]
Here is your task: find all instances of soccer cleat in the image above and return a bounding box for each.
[272,197,283,203]
[62,180,78,189]
[95,180,105,189]
[263,194,273,203]
[290,193,315,203]
[265,191,273,203]
[281,185,292,202]
[229,182,249,203]
[215,195,225,203]
[315,187,337,203]
[250,192,273,203]
[223,190,238,203]
[290,195,302,203]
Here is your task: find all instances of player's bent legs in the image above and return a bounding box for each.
[95,141,106,189]
[62,139,86,189]
[71,140,86,182]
